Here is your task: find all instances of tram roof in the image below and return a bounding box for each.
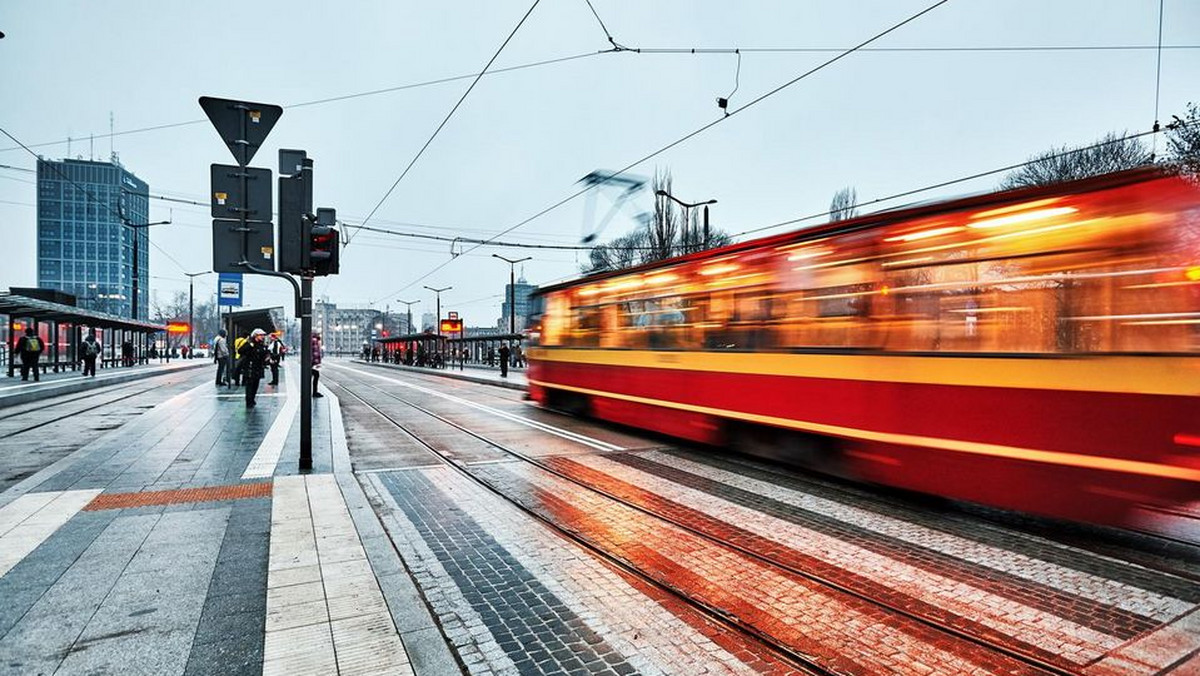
[536,167,1169,295]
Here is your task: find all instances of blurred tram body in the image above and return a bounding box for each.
[527,168,1200,527]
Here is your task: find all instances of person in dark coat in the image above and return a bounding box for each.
[238,328,270,408]
[498,342,510,378]
[15,327,44,382]
[81,330,101,377]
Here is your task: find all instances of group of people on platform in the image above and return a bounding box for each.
[366,341,524,377]
[211,329,321,408]
[10,326,159,382]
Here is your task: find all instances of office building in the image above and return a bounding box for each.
[499,273,535,332]
[36,157,150,319]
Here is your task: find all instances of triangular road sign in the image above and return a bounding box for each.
[199,96,283,166]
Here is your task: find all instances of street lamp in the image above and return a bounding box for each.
[398,299,419,335]
[183,271,211,353]
[423,286,451,333]
[492,255,531,335]
[117,202,171,320]
[654,189,717,252]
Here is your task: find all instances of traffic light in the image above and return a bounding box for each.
[278,150,313,274]
[309,207,340,276]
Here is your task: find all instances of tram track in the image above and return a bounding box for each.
[0,382,164,438]
[333,372,1074,676]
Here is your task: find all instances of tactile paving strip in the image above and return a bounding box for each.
[82,481,273,511]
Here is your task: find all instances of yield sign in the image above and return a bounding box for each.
[198,96,283,166]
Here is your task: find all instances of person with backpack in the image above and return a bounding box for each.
[231,333,248,386]
[15,327,44,382]
[81,330,101,377]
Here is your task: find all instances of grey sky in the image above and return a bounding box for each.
[2,0,1197,324]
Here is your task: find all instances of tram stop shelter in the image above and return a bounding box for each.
[374,332,447,366]
[223,307,283,341]
[1,288,166,378]
[447,333,523,367]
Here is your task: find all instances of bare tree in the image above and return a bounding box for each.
[1000,132,1152,189]
[586,228,648,273]
[1165,102,1200,178]
[829,186,859,221]
[646,169,679,261]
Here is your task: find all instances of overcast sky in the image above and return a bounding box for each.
[2,0,1197,324]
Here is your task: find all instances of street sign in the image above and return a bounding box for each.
[166,321,190,334]
[448,311,459,320]
[218,272,243,307]
[198,96,283,166]
[213,220,275,273]
[211,164,272,222]
[440,319,463,333]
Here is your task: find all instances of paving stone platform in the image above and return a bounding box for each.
[0,363,454,676]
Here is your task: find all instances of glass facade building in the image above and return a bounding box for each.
[500,275,535,332]
[36,158,149,319]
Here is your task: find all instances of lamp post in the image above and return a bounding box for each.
[117,202,170,320]
[398,300,419,335]
[492,255,531,334]
[427,285,453,333]
[654,190,717,252]
[183,271,210,354]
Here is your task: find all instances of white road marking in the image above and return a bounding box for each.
[331,363,625,452]
[263,474,411,676]
[0,489,102,578]
[243,364,299,479]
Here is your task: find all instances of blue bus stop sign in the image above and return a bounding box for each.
[218,272,243,307]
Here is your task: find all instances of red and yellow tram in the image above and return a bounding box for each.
[527,169,1200,526]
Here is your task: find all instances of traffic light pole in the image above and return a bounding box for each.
[299,274,313,471]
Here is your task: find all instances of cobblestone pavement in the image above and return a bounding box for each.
[329,363,1200,675]
[3,357,1198,675]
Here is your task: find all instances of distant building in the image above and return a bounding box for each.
[314,300,383,355]
[36,157,149,319]
[499,274,535,332]
[421,312,436,333]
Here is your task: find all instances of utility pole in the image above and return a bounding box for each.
[654,189,717,254]
[492,255,531,334]
[184,271,208,353]
[117,200,170,320]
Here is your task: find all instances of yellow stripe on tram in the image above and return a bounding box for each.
[528,378,1200,483]
[527,348,1200,397]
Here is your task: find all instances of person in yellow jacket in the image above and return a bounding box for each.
[231,333,248,386]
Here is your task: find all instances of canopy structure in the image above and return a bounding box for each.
[1,290,167,376]
[224,307,283,339]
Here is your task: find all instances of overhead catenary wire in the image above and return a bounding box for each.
[370,0,954,305]
[1152,0,1166,156]
[345,0,543,248]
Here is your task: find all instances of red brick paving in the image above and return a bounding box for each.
[82,481,272,511]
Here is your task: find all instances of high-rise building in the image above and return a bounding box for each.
[421,312,436,333]
[36,158,149,319]
[499,273,535,332]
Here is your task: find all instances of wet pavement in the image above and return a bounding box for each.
[0,357,1197,675]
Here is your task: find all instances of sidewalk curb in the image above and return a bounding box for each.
[349,359,526,392]
[325,386,463,676]
[0,361,209,408]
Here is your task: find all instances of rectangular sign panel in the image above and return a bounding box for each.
[217,272,243,307]
[213,220,275,273]
[211,164,273,222]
